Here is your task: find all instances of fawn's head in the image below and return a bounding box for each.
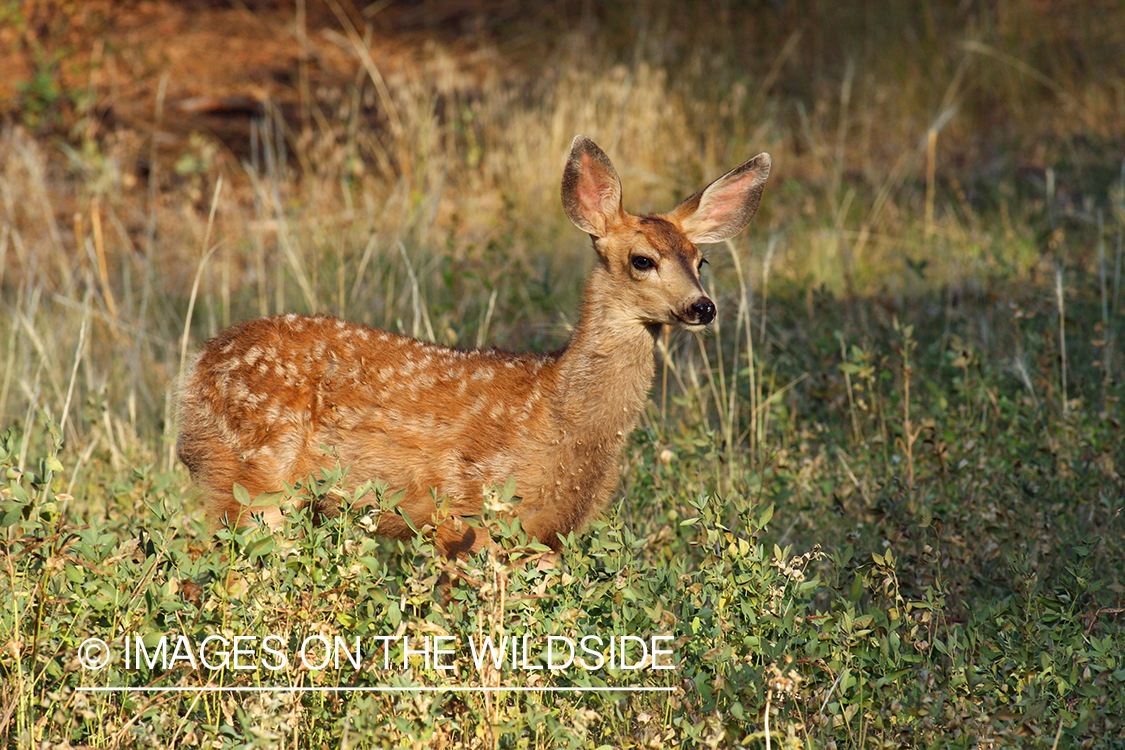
[562,135,771,331]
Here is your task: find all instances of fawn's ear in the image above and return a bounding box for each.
[562,135,624,238]
[670,153,771,245]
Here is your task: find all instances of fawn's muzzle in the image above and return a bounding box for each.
[688,297,716,325]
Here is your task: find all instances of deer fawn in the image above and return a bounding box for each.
[177,136,770,556]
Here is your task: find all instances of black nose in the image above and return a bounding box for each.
[691,298,716,325]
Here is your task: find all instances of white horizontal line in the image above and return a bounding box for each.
[77,686,676,693]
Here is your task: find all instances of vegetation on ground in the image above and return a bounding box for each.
[2,1,1123,747]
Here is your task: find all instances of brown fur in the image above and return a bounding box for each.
[176,135,770,555]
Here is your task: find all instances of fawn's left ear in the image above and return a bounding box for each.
[670,153,771,245]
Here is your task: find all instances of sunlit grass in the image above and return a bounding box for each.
[1,1,1124,747]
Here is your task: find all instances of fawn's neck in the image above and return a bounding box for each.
[555,265,660,438]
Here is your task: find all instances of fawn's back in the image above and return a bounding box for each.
[177,135,771,555]
[178,313,569,553]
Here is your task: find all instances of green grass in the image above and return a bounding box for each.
[2,1,1125,747]
[3,290,1123,747]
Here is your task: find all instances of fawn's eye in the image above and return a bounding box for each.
[631,256,656,271]
[698,258,709,272]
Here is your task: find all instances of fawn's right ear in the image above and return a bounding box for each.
[561,135,624,238]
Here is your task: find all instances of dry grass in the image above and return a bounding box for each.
[3,5,1125,747]
[1,0,1122,469]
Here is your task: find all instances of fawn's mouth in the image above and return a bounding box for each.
[672,312,712,331]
